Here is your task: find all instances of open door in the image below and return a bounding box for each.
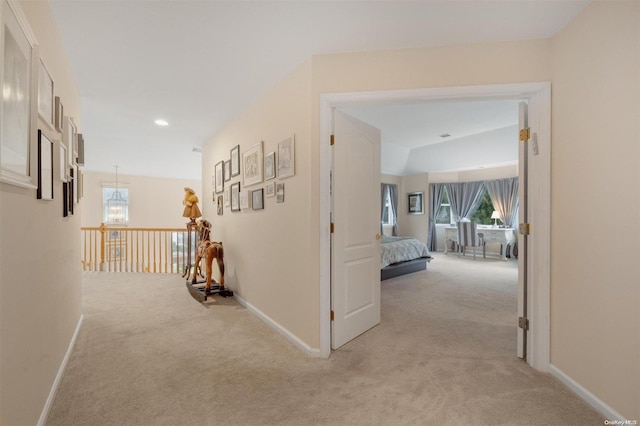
[331,110,381,349]
[517,101,529,359]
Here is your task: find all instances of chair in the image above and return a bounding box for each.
[456,221,485,259]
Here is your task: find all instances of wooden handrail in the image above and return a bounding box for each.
[81,223,197,274]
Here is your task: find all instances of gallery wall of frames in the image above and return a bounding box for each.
[212,135,294,216]
[0,0,85,216]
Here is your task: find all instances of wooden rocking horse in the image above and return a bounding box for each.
[187,219,233,302]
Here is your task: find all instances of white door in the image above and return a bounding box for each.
[331,110,381,349]
[517,101,529,359]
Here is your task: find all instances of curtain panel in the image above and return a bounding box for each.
[428,183,445,251]
[380,183,399,236]
[444,181,485,222]
[484,177,519,228]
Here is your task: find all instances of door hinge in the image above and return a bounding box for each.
[519,316,529,331]
[330,310,335,321]
[330,222,335,233]
[519,128,530,142]
[519,223,531,235]
[330,134,335,146]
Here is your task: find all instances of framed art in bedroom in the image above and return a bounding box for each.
[408,191,424,215]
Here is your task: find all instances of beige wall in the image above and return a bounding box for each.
[0,1,82,424]
[550,0,640,419]
[81,172,201,228]
[202,60,316,348]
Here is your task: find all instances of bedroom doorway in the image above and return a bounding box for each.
[320,83,551,374]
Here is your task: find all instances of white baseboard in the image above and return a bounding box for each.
[550,364,626,422]
[38,314,84,426]
[233,294,321,358]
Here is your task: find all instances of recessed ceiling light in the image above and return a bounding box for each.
[154,119,169,126]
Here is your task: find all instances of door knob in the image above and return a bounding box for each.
[376,233,383,240]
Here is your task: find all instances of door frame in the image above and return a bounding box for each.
[319,82,551,373]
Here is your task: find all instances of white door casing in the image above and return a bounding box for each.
[517,101,528,359]
[320,83,550,372]
[331,110,381,349]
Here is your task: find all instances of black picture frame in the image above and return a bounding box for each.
[230,145,240,177]
[215,161,224,193]
[252,188,264,210]
[230,182,241,212]
[408,191,424,215]
[224,160,231,182]
[37,130,53,200]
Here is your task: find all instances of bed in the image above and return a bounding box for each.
[380,236,432,280]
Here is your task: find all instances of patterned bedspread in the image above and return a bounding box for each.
[381,236,431,269]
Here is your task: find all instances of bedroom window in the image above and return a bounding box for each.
[435,189,452,224]
[382,190,395,225]
[470,188,495,225]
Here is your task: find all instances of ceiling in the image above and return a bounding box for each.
[50,1,590,179]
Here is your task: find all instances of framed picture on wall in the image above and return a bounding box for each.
[38,59,55,129]
[37,130,54,200]
[230,145,240,177]
[277,135,295,179]
[1,1,37,188]
[242,141,263,187]
[252,188,264,210]
[408,191,424,215]
[215,161,224,193]
[230,182,240,212]
[264,151,276,180]
[224,160,231,182]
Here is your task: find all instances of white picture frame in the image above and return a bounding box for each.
[54,96,63,132]
[223,186,230,207]
[240,190,250,210]
[265,182,276,198]
[38,59,54,129]
[242,141,263,187]
[277,134,295,179]
[63,116,77,168]
[0,0,38,188]
[59,142,67,182]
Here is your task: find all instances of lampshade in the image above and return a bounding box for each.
[491,211,500,219]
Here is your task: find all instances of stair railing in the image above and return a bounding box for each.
[81,223,197,274]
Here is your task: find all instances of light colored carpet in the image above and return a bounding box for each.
[46,253,603,426]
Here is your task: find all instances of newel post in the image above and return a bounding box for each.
[99,222,106,271]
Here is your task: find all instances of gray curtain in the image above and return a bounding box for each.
[380,183,399,236]
[388,184,399,236]
[380,184,387,234]
[428,183,445,251]
[444,181,485,222]
[485,178,519,228]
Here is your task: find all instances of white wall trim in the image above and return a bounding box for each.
[233,294,321,358]
[550,364,626,422]
[38,314,84,426]
[319,82,551,370]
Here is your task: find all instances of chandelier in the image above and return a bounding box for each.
[107,165,128,224]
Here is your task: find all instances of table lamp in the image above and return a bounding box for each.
[491,211,500,227]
